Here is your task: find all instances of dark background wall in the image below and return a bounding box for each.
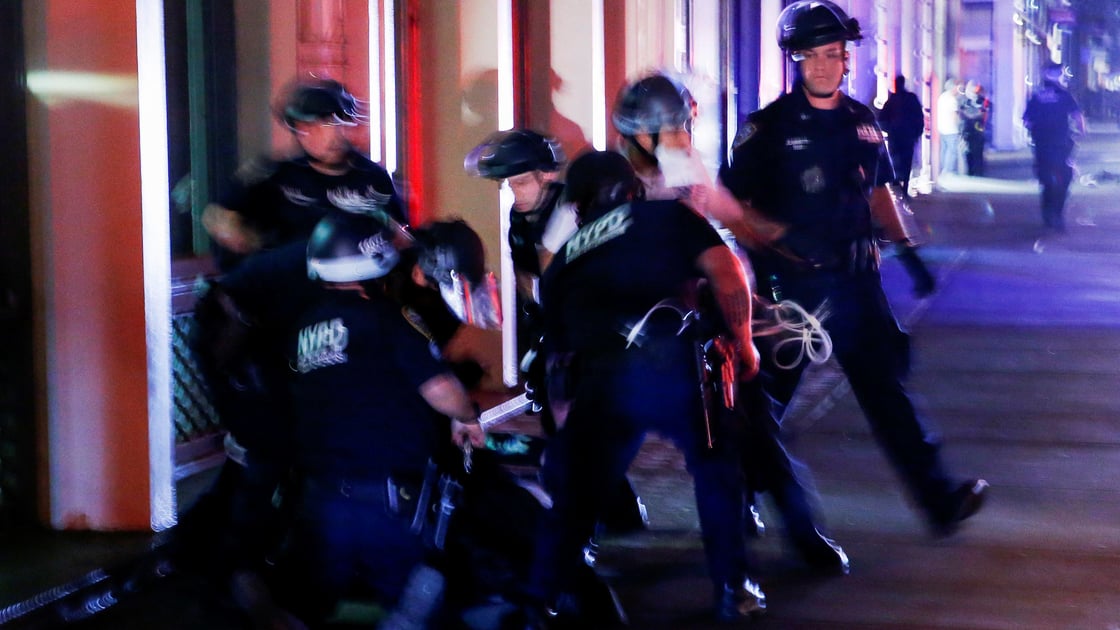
[0,0,35,531]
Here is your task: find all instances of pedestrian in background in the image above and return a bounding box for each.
[936,77,963,178]
[879,74,925,197]
[960,80,990,176]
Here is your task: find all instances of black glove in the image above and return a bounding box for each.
[897,246,936,297]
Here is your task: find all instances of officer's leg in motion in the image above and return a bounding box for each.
[736,378,848,574]
[524,365,643,626]
[525,340,763,625]
[1039,153,1074,232]
[826,275,987,536]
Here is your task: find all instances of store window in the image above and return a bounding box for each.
[164,0,239,267]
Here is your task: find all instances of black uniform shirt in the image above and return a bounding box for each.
[1023,84,1080,148]
[719,86,893,264]
[222,151,407,251]
[288,288,447,480]
[541,199,723,355]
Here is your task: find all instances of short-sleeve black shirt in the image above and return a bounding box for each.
[541,199,723,355]
[719,87,893,263]
[287,289,447,479]
[221,151,407,252]
[1023,84,1080,149]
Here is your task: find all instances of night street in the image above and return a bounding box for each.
[5,126,1119,629]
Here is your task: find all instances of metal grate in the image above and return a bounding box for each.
[171,313,222,444]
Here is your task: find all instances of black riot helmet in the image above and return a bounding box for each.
[611,74,696,137]
[306,212,404,283]
[411,219,488,286]
[564,150,644,225]
[464,129,565,180]
[776,0,862,57]
[276,78,363,130]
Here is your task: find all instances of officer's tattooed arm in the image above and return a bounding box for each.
[418,373,487,448]
[696,246,761,380]
[202,203,264,255]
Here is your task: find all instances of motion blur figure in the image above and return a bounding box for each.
[1023,63,1086,232]
[612,71,848,573]
[287,211,484,626]
[524,150,766,625]
[719,0,987,539]
[203,78,408,269]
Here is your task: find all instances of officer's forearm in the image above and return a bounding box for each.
[696,246,754,354]
[724,198,789,250]
[201,203,263,254]
[869,185,922,245]
[419,373,479,423]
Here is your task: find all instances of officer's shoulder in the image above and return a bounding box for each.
[843,95,877,119]
[233,156,282,186]
[637,197,692,219]
[732,108,776,149]
[347,151,390,175]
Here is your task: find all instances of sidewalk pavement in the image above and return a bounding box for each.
[2,124,1118,629]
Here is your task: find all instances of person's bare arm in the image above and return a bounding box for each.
[704,186,789,252]
[418,373,486,447]
[696,245,760,380]
[201,203,263,255]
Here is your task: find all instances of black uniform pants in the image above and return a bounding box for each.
[888,138,918,196]
[756,266,960,527]
[285,474,428,622]
[1034,144,1075,230]
[527,337,749,606]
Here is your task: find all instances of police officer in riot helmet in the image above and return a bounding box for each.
[466,130,650,534]
[719,0,988,539]
[466,129,569,288]
[612,69,848,572]
[286,210,485,626]
[465,129,574,408]
[523,150,766,624]
[611,73,730,209]
[465,130,568,408]
[203,77,408,270]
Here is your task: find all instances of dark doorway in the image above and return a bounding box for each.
[0,0,36,531]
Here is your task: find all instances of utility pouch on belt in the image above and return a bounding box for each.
[386,459,462,551]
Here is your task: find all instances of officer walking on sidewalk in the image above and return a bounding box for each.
[1023,62,1086,232]
[718,0,987,538]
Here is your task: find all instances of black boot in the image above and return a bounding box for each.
[715,578,766,622]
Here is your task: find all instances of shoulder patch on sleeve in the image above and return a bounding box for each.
[732,123,757,150]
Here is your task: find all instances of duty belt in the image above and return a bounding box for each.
[767,236,879,274]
